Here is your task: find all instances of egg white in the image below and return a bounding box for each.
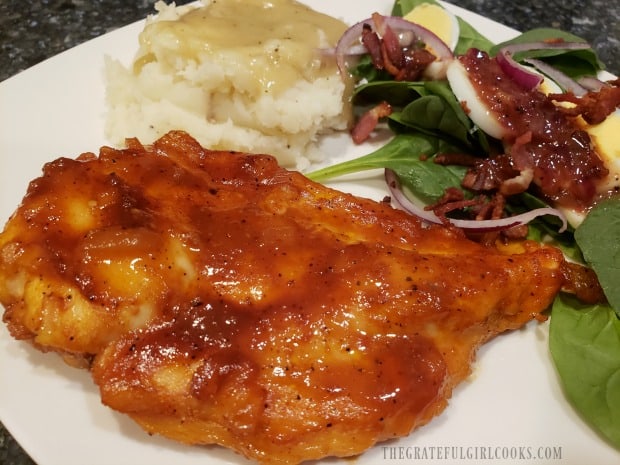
[447,59,620,227]
[446,59,507,139]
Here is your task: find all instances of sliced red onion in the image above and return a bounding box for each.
[497,41,591,90]
[385,169,567,233]
[385,169,445,223]
[497,50,543,90]
[524,57,588,95]
[335,14,453,78]
[577,76,607,92]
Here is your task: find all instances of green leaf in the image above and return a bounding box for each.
[306,133,466,205]
[394,95,472,147]
[575,198,620,317]
[385,80,491,154]
[424,80,475,132]
[353,80,425,106]
[491,27,590,51]
[306,133,438,182]
[394,153,467,204]
[391,81,474,147]
[502,193,581,261]
[549,295,620,448]
[352,55,394,83]
[454,17,495,55]
[391,0,438,16]
[542,53,605,79]
[490,28,605,77]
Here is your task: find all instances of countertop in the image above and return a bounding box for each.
[0,0,618,463]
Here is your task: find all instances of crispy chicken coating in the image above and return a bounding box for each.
[0,131,565,464]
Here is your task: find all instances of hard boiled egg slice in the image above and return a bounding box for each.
[446,58,562,141]
[403,2,460,52]
[446,57,619,228]
[536,75,620,226]
[446,58,507,140]
[587,109,620,193]
[564,109,620,226]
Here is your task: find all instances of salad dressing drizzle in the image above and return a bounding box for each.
[459,49,609,211]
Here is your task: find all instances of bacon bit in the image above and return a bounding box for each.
[424,187,481,224]
[514,130,533,146]
[458,50,608,209]
[381,41,406,80]
[459,100,471,115]
[402,48,436,81]
[462,130,563,198]
[502,224,529,239]
[483,193,529,240]
[361,24,383,69]
[351,101,393,144]
[370,12,387,35]
[380,21,405,71]
[549,80,620,125]
[422,188,531,242]
[359,15,436,82]
[433,152,479,167]
[462,154,520,192]
[471,193,505,221]
[430,186,466,204]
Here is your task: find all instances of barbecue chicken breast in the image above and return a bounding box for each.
[0,131,565,464]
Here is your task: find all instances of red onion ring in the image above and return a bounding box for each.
[497,41,591,90]
[335,14,453,78]
[385,169,567,233]
[577,76,608,92]
[524,57,588,96]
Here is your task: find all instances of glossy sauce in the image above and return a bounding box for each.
[137,0,347,95]
[460,49,609,210]
[0,131,566,463]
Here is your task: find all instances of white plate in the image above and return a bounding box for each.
[0,1,618,464]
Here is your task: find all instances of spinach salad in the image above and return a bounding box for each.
[308,0,620,449]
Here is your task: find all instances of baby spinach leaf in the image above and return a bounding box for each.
[307,133,464,204]
[395,152,467,204]
[386,80,491,154]
[352,55,393,83]
[307,133,438,182]
[491,27,590,50]
[454,18,494,55]
[575,198,620,317]
[308,79,479,204]
[549,294,620,449]
[424,80,474,131]
[391,0,434,16]
[390,81,479,148]
[353,80,425,106]
[490,28,605,77]
[540,53,605,79]
[393,95,472,148]
[502,193,581,261]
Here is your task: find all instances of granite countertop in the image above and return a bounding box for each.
[0,0,618,464]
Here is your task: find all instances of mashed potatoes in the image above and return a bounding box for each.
[105,0,352,169]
